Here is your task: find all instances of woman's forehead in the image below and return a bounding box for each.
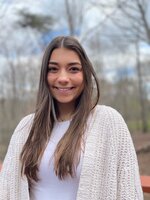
[49,48,81,63]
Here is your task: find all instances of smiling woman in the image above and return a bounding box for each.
[0,36,143,200]
[47,48,84,119]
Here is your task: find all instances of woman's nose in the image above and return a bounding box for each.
[57,70,69,84]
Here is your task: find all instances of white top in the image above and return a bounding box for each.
[30,120,83,200]
[0,105,143,200]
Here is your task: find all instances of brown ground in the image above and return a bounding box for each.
[131,133,150,200]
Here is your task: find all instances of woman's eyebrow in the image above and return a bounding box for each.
[48,61,82,66]
[68,62,81,66]
[48,61,58,65]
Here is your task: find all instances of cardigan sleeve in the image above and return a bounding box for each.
[0,131,15,199]
[0,114,33,200]
[115,111,143,200]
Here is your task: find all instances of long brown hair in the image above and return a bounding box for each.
[20,36,100,184]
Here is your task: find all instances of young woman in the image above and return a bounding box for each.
[0,36,143,200]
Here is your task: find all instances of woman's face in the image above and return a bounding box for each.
[47,47,84,109]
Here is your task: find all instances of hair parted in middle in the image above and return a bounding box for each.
[20,36,100,184]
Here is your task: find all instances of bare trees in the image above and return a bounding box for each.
[115,0,150,133]
[16,9,55,49]
[89,0,150,133]
[0,0,150,161]
[0,24,40,160]
[115,0,150,43]
[64,0,85,36]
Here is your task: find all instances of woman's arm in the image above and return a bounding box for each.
[116,112,143,200]
[0,114,33,200]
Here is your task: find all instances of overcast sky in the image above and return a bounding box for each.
[0,0,150,79]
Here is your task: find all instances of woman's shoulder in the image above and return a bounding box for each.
[92,105,128,130]
[94,105,129,134]
[94,105,123,120]
[11,113,35,144]
[16,113,35,130]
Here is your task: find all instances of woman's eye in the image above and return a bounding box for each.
[47,66,58,73]
[69,67,81,73]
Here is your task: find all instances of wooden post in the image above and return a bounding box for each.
[141,176,150,193]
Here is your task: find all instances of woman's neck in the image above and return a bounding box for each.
[56,102,75,122]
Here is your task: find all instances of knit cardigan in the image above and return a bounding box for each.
[0,105,143,200]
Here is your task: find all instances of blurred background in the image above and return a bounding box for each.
[0,0,150,197]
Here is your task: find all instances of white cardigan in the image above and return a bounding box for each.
[0,105,143,200]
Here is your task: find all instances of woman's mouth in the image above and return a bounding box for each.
[53,86,75,91]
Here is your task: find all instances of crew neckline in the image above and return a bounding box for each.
[56,119,71,124]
